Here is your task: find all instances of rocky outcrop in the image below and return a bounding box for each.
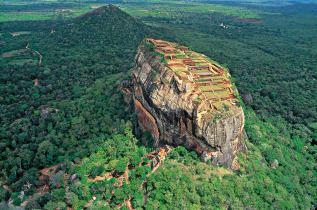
[132,39,247,169]
[270,159,279,169]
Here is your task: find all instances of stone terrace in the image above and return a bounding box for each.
[147,38,238,110]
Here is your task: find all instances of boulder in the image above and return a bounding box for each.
[39,105,53,118]
[243,94,253,102]
[70,174,78,184]
[271,159,279,169]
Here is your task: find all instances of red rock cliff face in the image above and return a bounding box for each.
[134,96,160,139]
[132,39,247,168]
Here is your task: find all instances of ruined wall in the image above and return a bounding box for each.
[132,43,247,169]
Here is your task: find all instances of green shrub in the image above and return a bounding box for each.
[52,188,66,202]
[90,165,105,178]
[13,197,22,206]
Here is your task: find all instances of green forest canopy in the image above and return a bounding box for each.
[0,3,316,209]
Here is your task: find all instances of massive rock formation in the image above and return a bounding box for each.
[132,39,247,168]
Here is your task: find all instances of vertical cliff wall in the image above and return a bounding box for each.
[132,39,247,169]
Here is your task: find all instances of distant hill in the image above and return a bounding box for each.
[70,5,151,48]
[74,5,124,21]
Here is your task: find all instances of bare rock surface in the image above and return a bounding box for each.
[243,93,253,102]
[132,39,248,168]
[271,159,279,169]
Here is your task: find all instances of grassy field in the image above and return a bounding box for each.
[121,1,263,19]
[0,6,92,22]
[0,0,267,22]
[8,58,37,66]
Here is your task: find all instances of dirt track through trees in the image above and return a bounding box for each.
[84,147,171,209]
[26,43,42,66]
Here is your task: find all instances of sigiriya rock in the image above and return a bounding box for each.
[132,39,248,169]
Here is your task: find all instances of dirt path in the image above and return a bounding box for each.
[26,43,42,66]
[126,199,134,210]
[85,147,171,210]
[40,165,58,177]
[139,160,162,190]
[123,166,129,184]
[2,184,13,192]
[84,198,95,209]
[93,172,112,182]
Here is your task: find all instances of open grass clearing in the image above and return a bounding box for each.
[0,0,268,22]
[9,58,37,66]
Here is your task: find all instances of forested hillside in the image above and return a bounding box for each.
[0,3,316,210]
[0,5,157,206]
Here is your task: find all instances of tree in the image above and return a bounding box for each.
[90,165,104,178]
[19,149,33,169]
[292,135,304,152]
[0,202,9,210]
[36,192,52,207]
[135,166,145,178]
[13,197,22,206]
[49,172,64,188]
[44,201,67,210]
[71,116,89,139]
[25,199,41,210]
[35,140,54,167]
[115,158,128,174]
[52,189,66,202]
[0,188,11,202]
[112,188,127,205]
